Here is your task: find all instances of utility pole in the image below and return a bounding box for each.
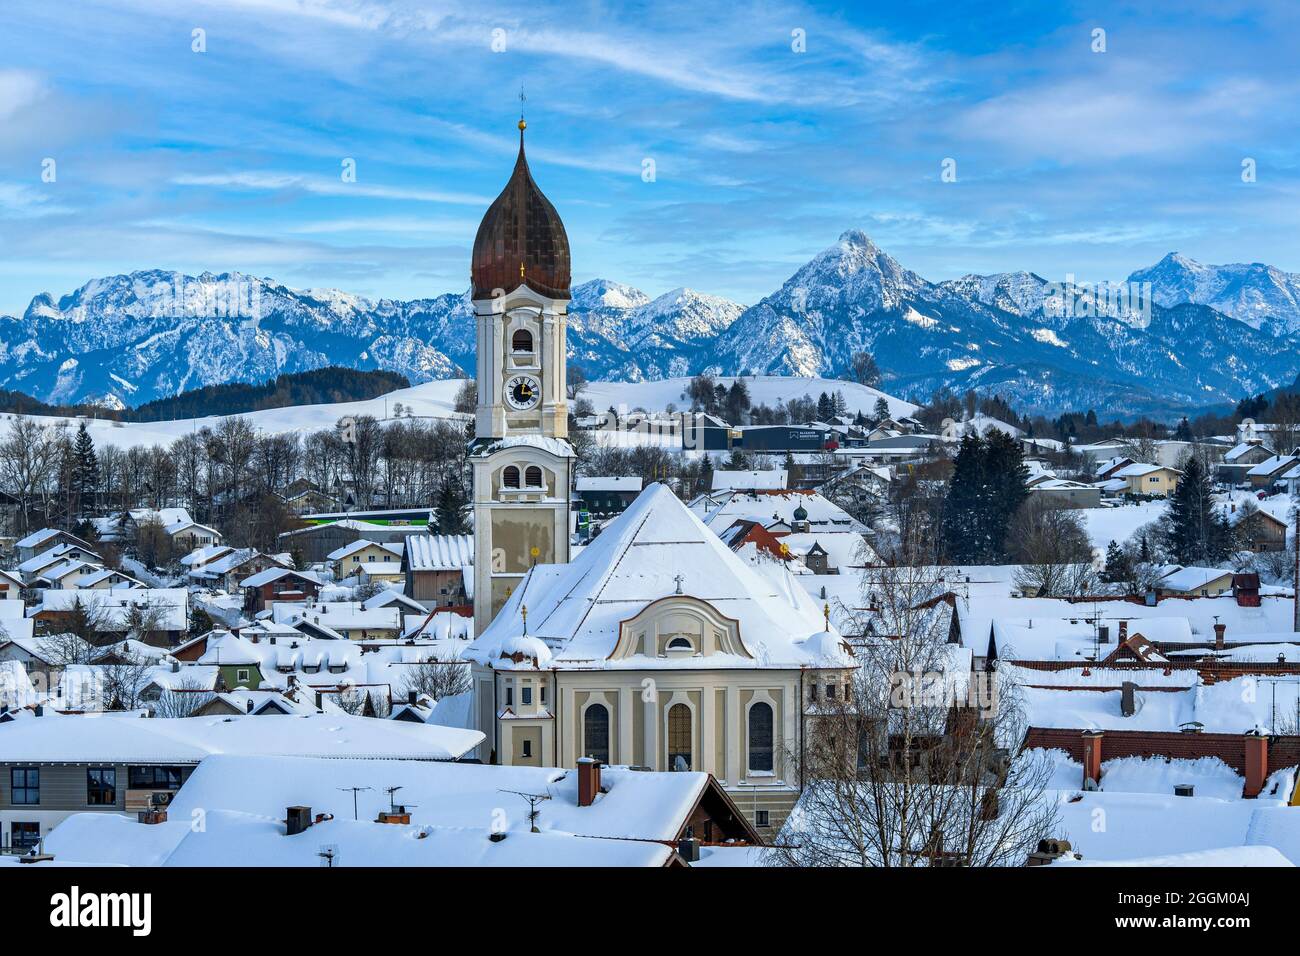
[1294,505,1299,633]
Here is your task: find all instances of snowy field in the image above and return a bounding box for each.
[1,374,914,451]
[1077,500,1168,550]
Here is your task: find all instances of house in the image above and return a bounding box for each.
[0,712,482,849]
[711,469,788,492]
[1026,478,1102,509]
[1093,455,1135,481]
[327,538,405,582]
[274,601,401,642]
[465,485,857,830]
[276,518,414,564]
[1114,463,1183,497]
[1229,497,1291,552]
[197,632,266,690]
[17,543,102,585]
[38,752,759,867]
[14,528,97,564]
[403,534,473,608]
[75,568,146,590]
[189,548,292,593]
[360,562,405,588]
[239,567,322,614]
[574,476,643,518]
[29,589,189,647]
[1246,455,1300,490]
[165,519,224,552]
[0,569,24,600]
[1218,441,1276,485]
[1154,565,1235,598]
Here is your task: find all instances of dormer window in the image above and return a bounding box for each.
[511,329,534,353]
[666,636,693,652]
[503,466,521,489]
[524,465,543,488]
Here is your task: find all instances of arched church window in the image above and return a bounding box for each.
[524,465,543,488]
[667,636,693,651]
[512,329,534,353]
[502,466,521,489]
[584,704,610,764]
[667,703,692,771]
[748,702,774,773]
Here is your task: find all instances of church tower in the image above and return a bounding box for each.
[468,117,574,634]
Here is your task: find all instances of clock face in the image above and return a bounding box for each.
[505,374,541,410]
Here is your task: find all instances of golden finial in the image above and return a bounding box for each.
[521,604,528,630]
[529,545,540,564]
[518,118,527,132]
[520,261,526,279]
[823,602,831,632]
[518,85,527,131]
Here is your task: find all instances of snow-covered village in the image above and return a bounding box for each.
[2,0,1299,930]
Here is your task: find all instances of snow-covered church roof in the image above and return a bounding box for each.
[467,484,853,671]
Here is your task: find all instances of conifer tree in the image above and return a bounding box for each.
[1162,454,1235,564]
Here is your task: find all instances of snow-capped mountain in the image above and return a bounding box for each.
[1127,252,1300,336]
[710,231,1300,415]
[5,235,1300,416]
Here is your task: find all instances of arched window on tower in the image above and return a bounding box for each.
[667,703,692,771]
[512,329,534,353]
[524,465,543,488]
[583,704,610,764]
[502,466,521,489]
[748,702,774,773]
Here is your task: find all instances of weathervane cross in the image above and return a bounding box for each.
[674,573,685,594]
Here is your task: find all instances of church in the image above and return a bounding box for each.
[463,119,855,830]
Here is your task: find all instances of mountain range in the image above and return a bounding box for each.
[3,235,1299,416]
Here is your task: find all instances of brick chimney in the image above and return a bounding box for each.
[577,757,601,807]
[1081,731,1104,788]
[1244,733,1269,798]
[1214,623,1226,651]
[1117,620,1128,643]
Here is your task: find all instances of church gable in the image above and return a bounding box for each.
[611,595,751,662]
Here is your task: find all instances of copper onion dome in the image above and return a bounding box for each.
[471,120,571,301]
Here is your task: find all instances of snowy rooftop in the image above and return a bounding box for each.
[469,484,853,671]
[711,469,788,491]
[404,533,473,572]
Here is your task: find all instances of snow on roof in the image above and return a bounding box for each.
[689,489,862,533]
[468,484,852,671]
[474,434,575,458]
[0,712,483,763]
[575,476,643,492]
[33,589,188,632]
[777,531,879,569]
[1156,564,1233,592]
[15,528,65,549]
[404,534,473,572]
[275,601,401,633]
[1114,462,1179,478]
[1225,441,1273,462]
[180,545,234,568]
[327,539,404,562]
[711,469,788,491]
[18,543,99,574]
[198,632,262,666]
[1247,454,1300,477]
[239,567,321,589]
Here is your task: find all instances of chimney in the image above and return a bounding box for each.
[1026,838,1074,866]
[577,757,601,807]
[137,808,168,825]
[1214,623,1226,651]
[677,835,701,863]
[1081,731,1103,789]
[408,689,418,706]
[376,807,411,825]
[1244,733,1269,798]
[171,659,180,673]
[246,699,254,713]
[1120,681,1137,718]
[314,691,323,711]
[285,805,312,835]
[1117,620,1128,643]
[33,705,43,717]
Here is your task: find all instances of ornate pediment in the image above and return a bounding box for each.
[610,595,750,661]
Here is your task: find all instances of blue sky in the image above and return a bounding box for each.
[1,0,1298,315]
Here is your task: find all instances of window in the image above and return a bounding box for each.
[522,739,532,758]
[667,703,692,771]
[540,685,547,705]
[584,703,610,763]
[825,683,837,699]
[236,668,251,685]
[667,636,693,651]
[10,822,39,850]
[754,810,771,828]
[502,466,521,490]
[127,766,184,790]
[10,768,38,805]
[521,686,533,705]
[512,329,534,353]
[524,465,543,488]
[87,767,117,806]
[748,702,774,773]
[505,686,513,706]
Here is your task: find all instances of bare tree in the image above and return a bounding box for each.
[0,416,64,533]
[401,655,471,702]
[769,562,1059,867]
[152,678,215,718]
[1007,499,1097,597]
